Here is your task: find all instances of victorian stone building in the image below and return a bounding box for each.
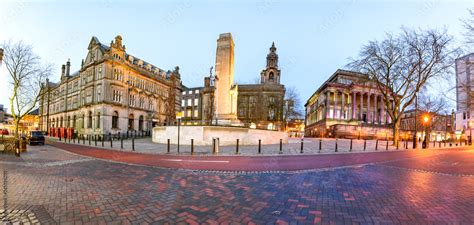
[304,69,394,139]
[236,42,285,130]
[181,33,285,130]
[400,109,455,141]
[39,35,182,136]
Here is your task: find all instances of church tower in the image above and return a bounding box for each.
[260,42,281,84]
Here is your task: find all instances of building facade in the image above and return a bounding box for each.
[236,42,285,130]
[304,69,394,139]
[400,109,455,141]
[39,35,182,136]
[181,34,285,130]
[455,53,474,137]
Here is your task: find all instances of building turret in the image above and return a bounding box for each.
[260,42,281,84]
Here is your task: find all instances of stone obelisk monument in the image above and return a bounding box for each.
[214,33,239,125]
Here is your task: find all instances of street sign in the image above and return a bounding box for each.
[176,111,183,119]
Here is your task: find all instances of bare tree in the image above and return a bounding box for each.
[349,28,456,145]
[2,41,52,138]
[462,8,474,46]
[283,86,303,129]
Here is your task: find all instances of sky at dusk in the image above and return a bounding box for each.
[0,0,472,110]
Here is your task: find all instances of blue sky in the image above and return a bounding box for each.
[0,0,472,110]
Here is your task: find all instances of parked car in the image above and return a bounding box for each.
[28,131,45,145]
[0,129,9,135]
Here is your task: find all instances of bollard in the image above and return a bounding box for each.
[236,139,239,155]
[212,138,216,154]
[335,139,338,152]
[319,139,322,153]
[375,139,378,151]
[396,141,399,150]
[73,134,75,143]
[300,138,304,153]
[101,134,104,147]
[433,141,435,148]
[132,136,135,151]
[258,139,261,154]
[439,141,441,148]
[109,133,113,148]
[59,135,61,142]
[120,132,123,149]
[405,139,408,149]
[88,135,91,145]
[191,139,194,155]
[386,140,389,151]
[350,139,353,152]
[83,134,85,144]
[94,135,97,146]
[167,139,170,153]
[279,139,283,154]
[363,139,366,151]
[444,141,446,147]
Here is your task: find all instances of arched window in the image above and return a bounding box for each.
[269,72,274,81]
[128,114,134,130]
[112,111,119,129]
[96,112,101,129]
[88,111,93,128]
[138,115,144,131]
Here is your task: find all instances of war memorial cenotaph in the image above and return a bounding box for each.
[152,33,288,146]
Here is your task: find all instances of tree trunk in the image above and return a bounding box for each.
[14,118,20,139]
[392,119,401,146]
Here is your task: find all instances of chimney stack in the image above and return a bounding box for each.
[66,59,71,76]
[61,64,65,77]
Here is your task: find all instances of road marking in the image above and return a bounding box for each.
[161,159,229,163]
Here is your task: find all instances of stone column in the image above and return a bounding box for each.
[374,95,378,124]
[381,95,385,124]
[367,93,371,124]
[360,92,363,121]
[325,91,330,119]
[341,92,345,120]
[333,91,337,119]
[352,92,356,120]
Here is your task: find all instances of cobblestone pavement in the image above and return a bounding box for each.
[1,145,473,224]
[49,136,464,156]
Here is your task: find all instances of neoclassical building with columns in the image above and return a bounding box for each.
[304,69,394,139]
[39,35,182,137]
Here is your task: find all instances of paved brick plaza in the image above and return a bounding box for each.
[1,143,473,224]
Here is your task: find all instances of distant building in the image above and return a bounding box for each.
[39,35,182,136]
[182,33,285,130]
[181,87,203,125]
[304,69,394,139]
[400,109,455,141]
[285,118,305,138]
[455,53,474,137]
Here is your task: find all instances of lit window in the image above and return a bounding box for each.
[194,98,198,106]
[187,99,192,106]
